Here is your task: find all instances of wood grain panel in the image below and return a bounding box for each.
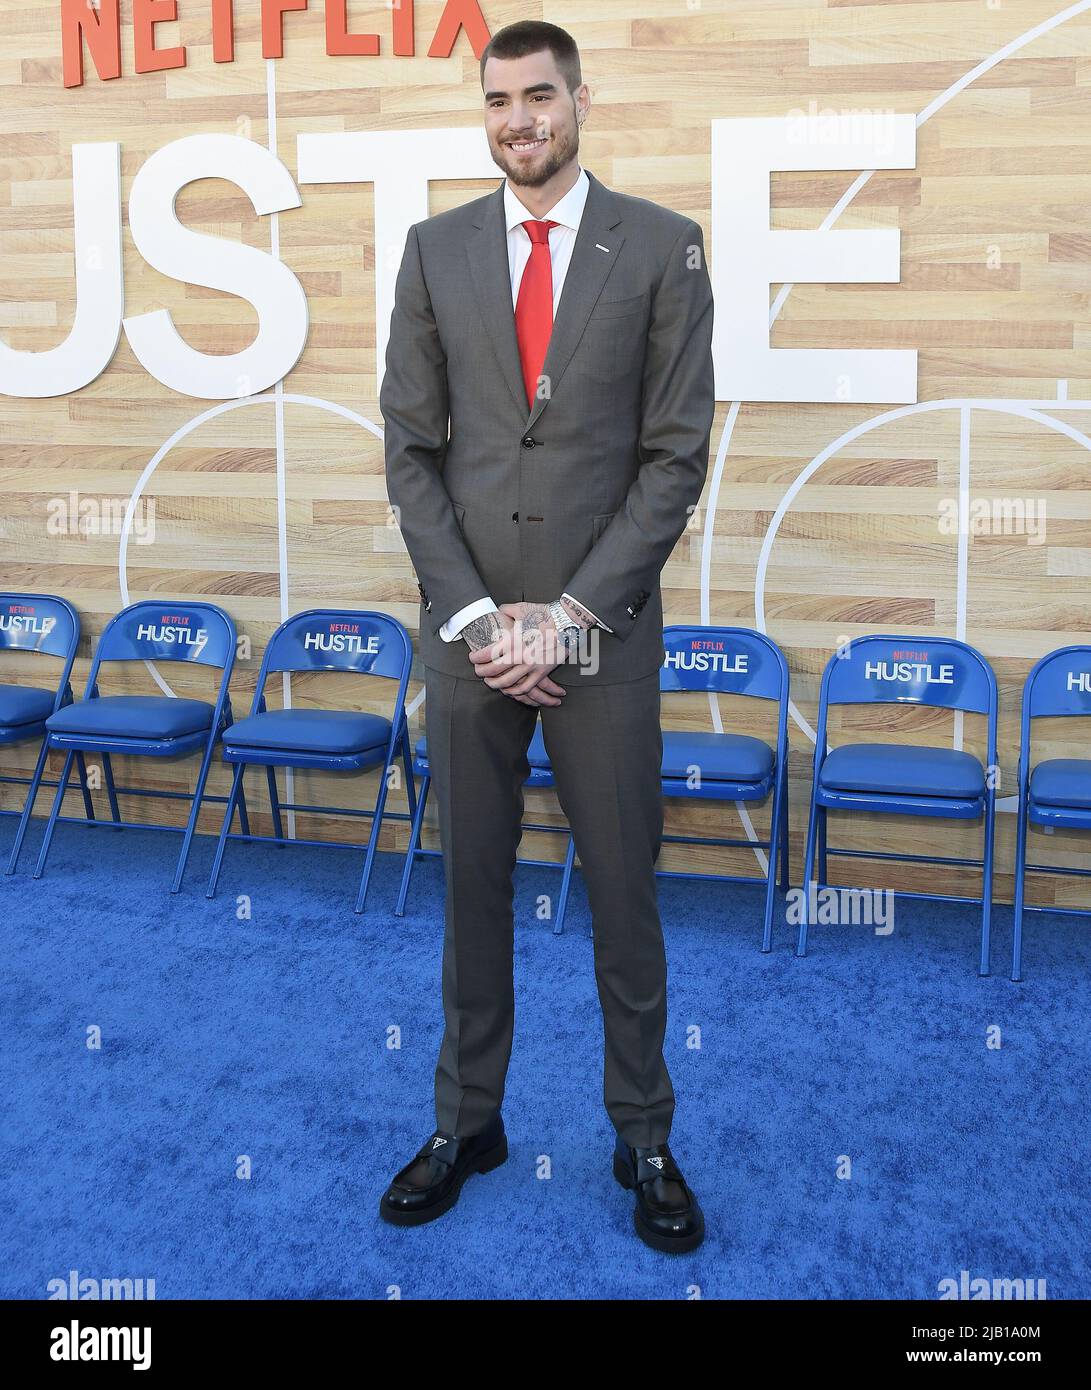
[2,2,1091,921]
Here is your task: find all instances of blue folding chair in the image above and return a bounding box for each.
[798,634,998,974]
[396,721,577,934]
[33,601,240,892]
[649,625,791,951]
[1011,645,1091,981]
[0,593,97,874]
[206,609,414,914]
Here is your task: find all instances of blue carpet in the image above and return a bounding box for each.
[1,819,1088,1301]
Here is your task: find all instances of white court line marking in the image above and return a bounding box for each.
[753,400,1091,748]
[118,394,386,802]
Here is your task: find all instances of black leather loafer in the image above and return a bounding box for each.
[613,1136,705,1253]
[379,1112,507,1226]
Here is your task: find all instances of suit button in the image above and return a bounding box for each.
[512,512,519,522]
[521,436,537,449]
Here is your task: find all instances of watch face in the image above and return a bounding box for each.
[550,604,582,652]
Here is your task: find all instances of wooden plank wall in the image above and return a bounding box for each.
[2,2,1090,912]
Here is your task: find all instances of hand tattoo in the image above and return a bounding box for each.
[558,596,596,630]
[462,612,505,651]
[513,604,552,665]
[517,605,550,635]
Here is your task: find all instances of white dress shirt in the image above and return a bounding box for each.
[439,165,613,642]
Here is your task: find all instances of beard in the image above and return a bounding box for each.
[491,122,579,187]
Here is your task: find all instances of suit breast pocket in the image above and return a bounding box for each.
[588,292,649,320]
[581,294,648,383]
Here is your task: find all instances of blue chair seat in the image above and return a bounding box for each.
[819,743,985,800]
[46,695,214,740]
[1029,758,1091,809]
[0,683,56,728]
[224,708,391,756]
[660,731,775,784]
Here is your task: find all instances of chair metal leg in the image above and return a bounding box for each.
[265,766,283,842]
[797,797,821,957]
[74,752,96,821]
[761,774,786,954]
[235,774,251,838]
[171,736,218,894]
[395,772,430,917]
[553,833,576,936]
[400,724,417,820]
[5,738,50,875]
[817,805,828,887]
[1011,791,1029,983]
[32,750,75,880]
[778,770,791,892]
[206,763,245,899]
[101,753,122,825]
[979,796,996,978]
[354,759,395,914]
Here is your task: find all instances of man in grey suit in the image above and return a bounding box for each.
[379,19,714,1253]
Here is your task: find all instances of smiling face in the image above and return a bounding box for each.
[482,48,588,188]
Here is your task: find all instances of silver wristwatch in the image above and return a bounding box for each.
[548,599,583,653]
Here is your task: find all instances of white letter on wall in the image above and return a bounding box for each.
[124,134,308,399]
[712,113,917,403]
[0,143,123,399]
[296,128,496,396]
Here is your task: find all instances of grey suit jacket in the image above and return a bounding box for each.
[381,167,715,686]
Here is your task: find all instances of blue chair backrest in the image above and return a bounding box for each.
[1023,646,1091,720]
[93,602,236,670]
[1017,645,1091,787]
[261,609,411,681]
[250,609,413,726]
[822,635,996,717]
[0,593,79,662]
[661,625,788,702]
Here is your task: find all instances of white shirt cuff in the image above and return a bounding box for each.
[440,597,498,642]
[562,592,613,635]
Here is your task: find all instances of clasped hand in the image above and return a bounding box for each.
[466,601,573,707]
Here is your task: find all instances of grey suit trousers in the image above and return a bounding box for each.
[424,662,675,1148]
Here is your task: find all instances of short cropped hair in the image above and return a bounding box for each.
[479,21,582,95]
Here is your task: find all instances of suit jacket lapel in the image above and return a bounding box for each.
[465,169,627,429]
[465,179,527,419]
[527,170,626,431]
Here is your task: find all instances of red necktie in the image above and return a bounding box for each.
[514,219,558,409]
